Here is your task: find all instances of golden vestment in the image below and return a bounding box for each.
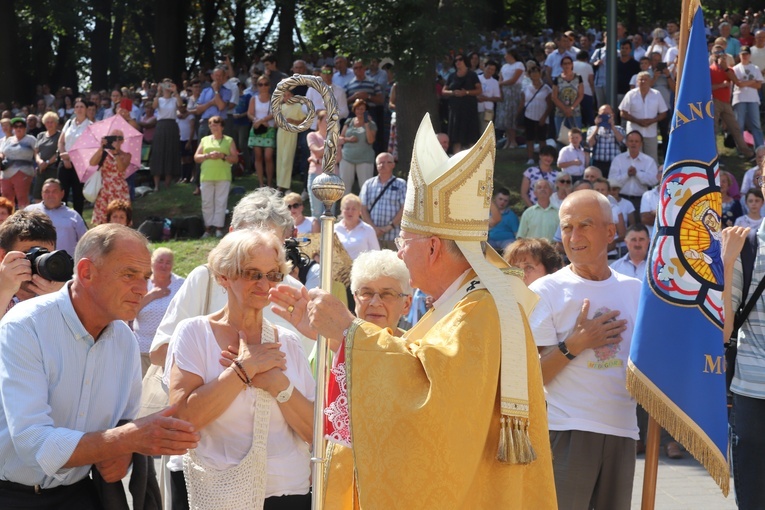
[323,277,556,509]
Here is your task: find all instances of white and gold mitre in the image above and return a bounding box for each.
[401,114,495,240]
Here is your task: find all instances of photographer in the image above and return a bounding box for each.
[0,210,65,319]
[586,104,625,178]
[89,130,131,225]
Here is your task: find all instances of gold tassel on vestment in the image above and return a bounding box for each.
[497,415,537,465]
[626,365,729,496]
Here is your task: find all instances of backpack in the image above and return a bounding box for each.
[170,216,206,239]
[137,216,164,242]
[728,236,763,393]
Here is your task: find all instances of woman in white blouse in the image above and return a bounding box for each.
[56,98,92,215]
[150,79,183,190]
[335,193,380,260]
[166,229,314,510]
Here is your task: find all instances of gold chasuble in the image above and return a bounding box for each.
[322,115,555,509]
[324,279,555,509]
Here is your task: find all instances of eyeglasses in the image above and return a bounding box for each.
[394,236,430,250]
[352,66,363,70]
[321,70,333,75]
[557,179,572,184]
[454,57,464,62]
[12,125,25,129]
[257,83,270,87]
[287,203,302,209]
[239,269,284,282]
[112,136,124,141]
[355,289,408,302]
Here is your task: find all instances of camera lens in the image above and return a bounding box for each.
[26,248,74,282]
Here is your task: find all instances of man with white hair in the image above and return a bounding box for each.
[530,189,640,509]
[271,116,556,509]
[618,71,668,163]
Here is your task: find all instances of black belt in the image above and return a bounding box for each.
[0,477,90,496]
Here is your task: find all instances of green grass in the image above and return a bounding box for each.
[107,136,750,278]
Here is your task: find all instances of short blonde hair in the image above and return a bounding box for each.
[207,228,291,282]
[151,247,174,264]
[340,193,361,209]
[283,192,302,205]
[41,111,59,124]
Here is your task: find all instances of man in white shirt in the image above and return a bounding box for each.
[477,60,501,133]
[619,72,668,164]
[732,46,765,150]
[640,166,663,237]
[530,190,639,509]
[332,56,354,90]
[306,64,349,128]
[610,131,659,213]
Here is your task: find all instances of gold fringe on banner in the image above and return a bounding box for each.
[627,361,729,496]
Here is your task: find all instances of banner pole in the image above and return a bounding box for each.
[640,416,662,510]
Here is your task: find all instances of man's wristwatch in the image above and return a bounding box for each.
[557,341,576,360]
[276,381,295,403]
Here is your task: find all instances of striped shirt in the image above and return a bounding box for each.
[359,175,407,241]
[731,222,765,398]
[0,284,141,488]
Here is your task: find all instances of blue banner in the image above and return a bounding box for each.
[628,1,729,495]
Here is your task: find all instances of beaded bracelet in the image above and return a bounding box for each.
[232,359,252,386]
[229,365,249,387]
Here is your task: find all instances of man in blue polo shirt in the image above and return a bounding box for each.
[25,178,87,257]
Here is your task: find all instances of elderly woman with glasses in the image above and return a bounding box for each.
[89,129,132,225]
[165,228,314,510]
[0,117,38,209]
[194,115,240,238]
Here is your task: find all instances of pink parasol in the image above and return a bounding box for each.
[68,114,143,183]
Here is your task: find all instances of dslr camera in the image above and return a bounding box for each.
[25,247,74,282]
[103,135,119,150]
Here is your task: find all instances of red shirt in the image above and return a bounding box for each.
[709,63,732,103]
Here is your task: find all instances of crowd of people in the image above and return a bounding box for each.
[2,9,765,510]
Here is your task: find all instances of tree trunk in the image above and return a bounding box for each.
[200,0,221,68]
[0,0,18,103]
[155,0,189,83]
[52,31,79,94]
[545,0,569,32]
[232,0,248,68]
[109,3,126,87]
[91,0,112,91]
[30,22,54,97]
[255,6,279,55]
[275,0,296,71]
[395,65,439,175]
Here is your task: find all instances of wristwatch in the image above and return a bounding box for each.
[276,381,295,403]
[557,341,576,360]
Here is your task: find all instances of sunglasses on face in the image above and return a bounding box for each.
[454,58,464,62]
[239,270,285,282]
[287,203,302,209]
[258,83,270,87]
[321,70,333,75]
[558,179,572,184]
